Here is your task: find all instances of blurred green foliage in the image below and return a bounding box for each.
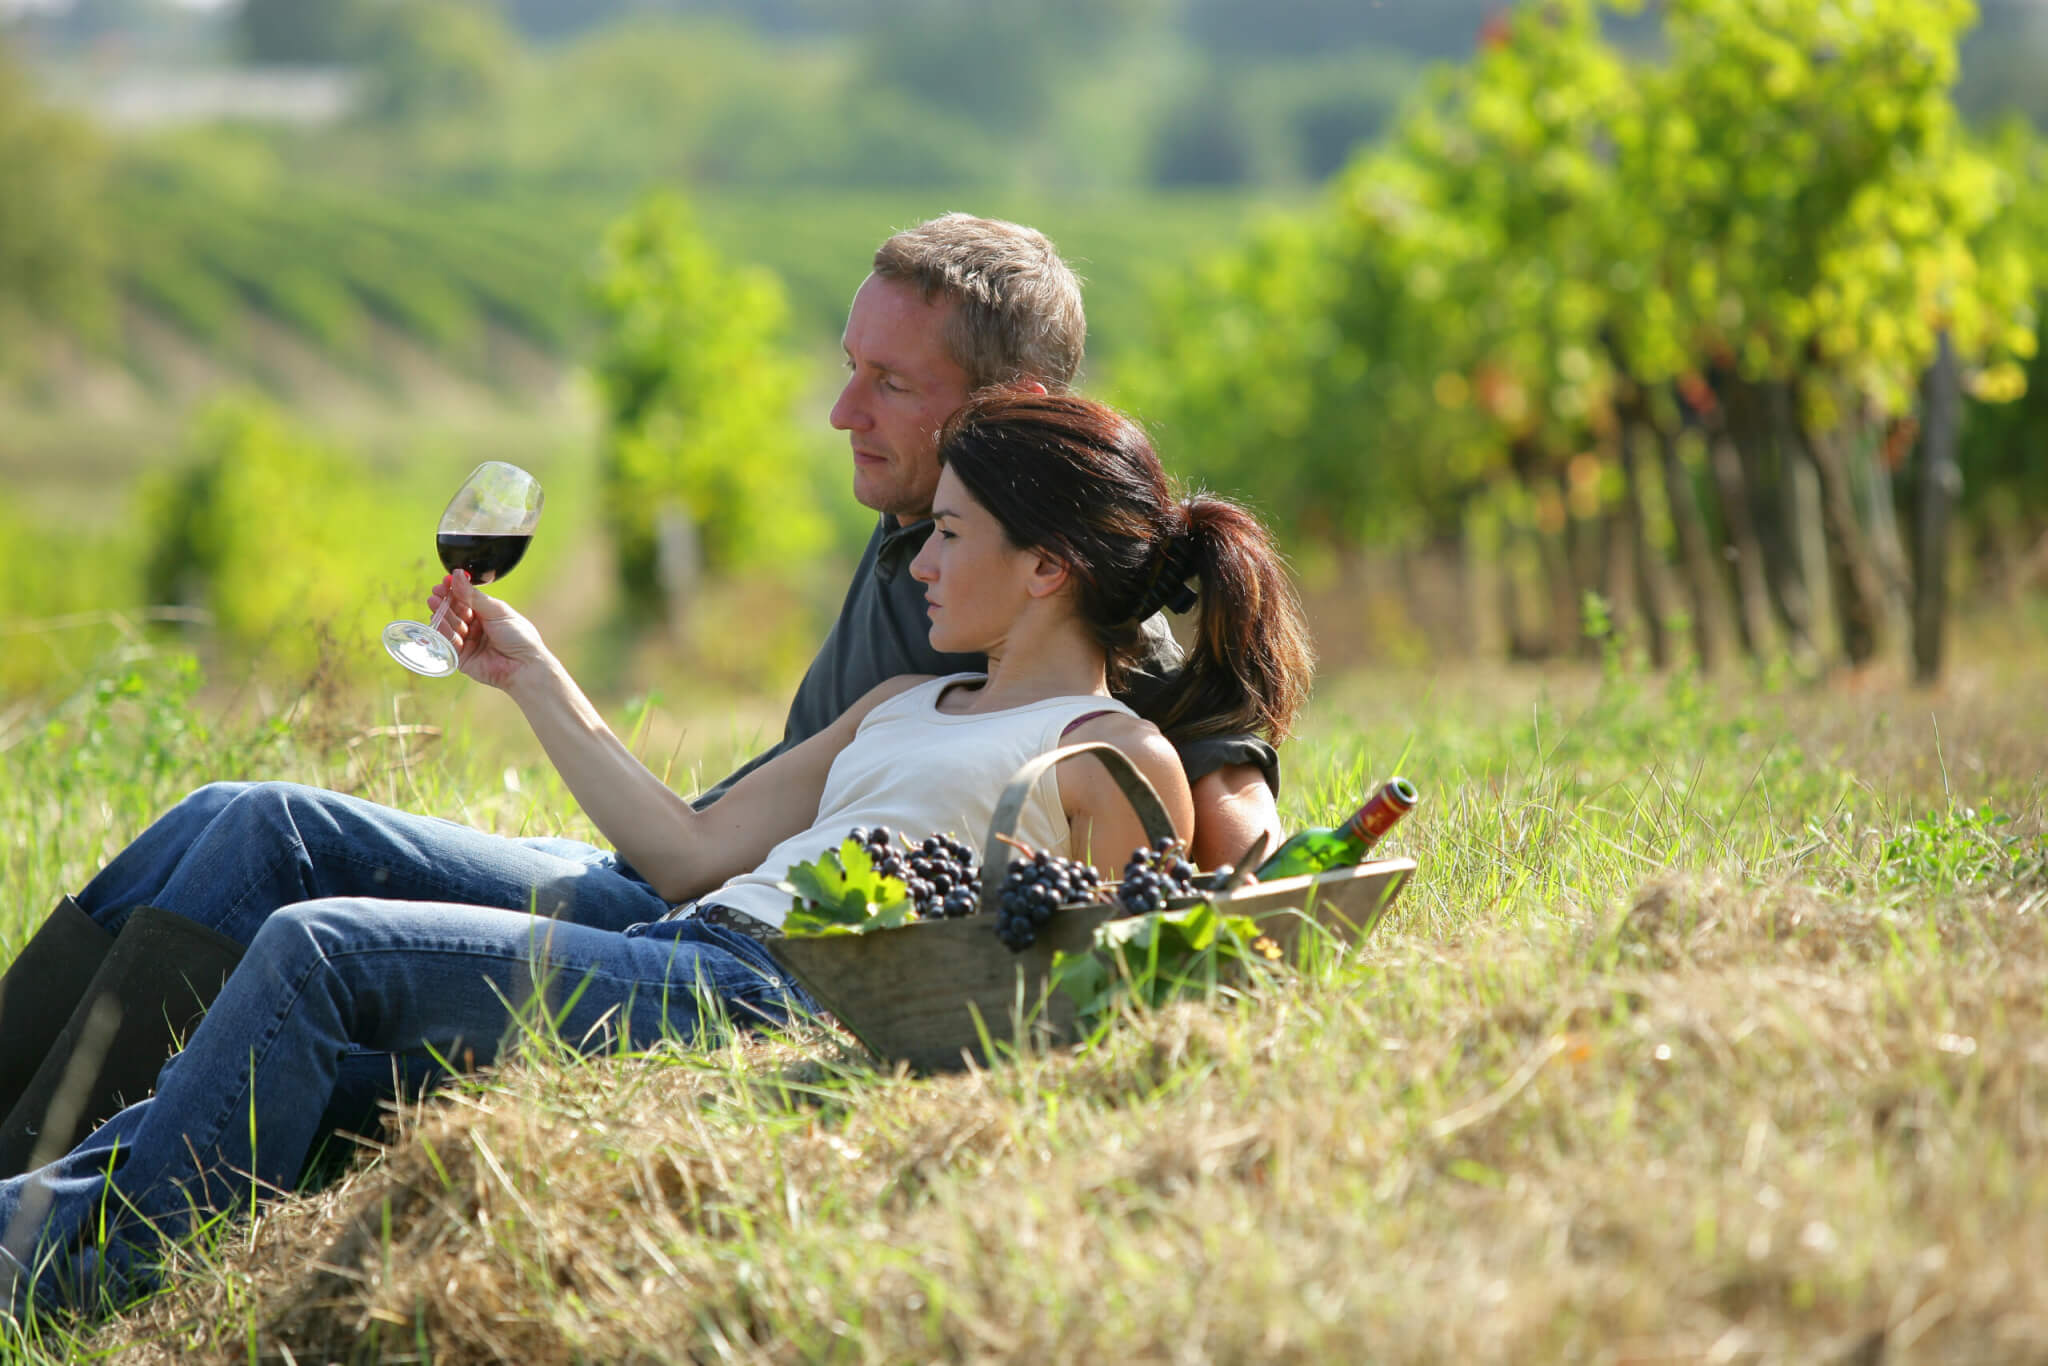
[0,40,109,359]
[517,18,993,189]
[92,127,596,381]
[1120,0,2042,558]
[586,193,838,624]
[0,501,144,694]
[1955,123,2048,531]
[181,3,1435,196]
[139,396,425,676]
[6,0,2048,696]
[235,0,357,63]
[67,124,1287,392]
[352,0,524,125]
[856,0,1160,140]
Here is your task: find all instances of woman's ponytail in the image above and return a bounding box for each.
[1146,494,1314,744]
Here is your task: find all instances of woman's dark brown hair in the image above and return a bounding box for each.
[936,386,1314,743]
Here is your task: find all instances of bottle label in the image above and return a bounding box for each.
[1344,785,1413,849]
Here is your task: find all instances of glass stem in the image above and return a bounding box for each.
[425,573,464,649]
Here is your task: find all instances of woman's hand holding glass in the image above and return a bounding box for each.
[428,572,552,692]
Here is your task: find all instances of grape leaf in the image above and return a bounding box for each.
[1051,900,1271,1022]
[781,837,917,937]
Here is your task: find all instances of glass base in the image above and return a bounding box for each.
[383,620,459,677]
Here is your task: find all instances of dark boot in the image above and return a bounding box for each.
[0,897,115,1118]
[0,907,246,1177]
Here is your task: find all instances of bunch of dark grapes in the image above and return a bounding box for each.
[1114,834,1210,915]
[994,846,1104,951]
[845,826,981,920]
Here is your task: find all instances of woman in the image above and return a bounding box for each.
[0,389,1313,1317]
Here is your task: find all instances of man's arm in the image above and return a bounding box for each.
[1110,618,1286,870]
[1188,762,1284,873]
[1162,728,1284,873]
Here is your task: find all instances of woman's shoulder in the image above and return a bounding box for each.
[1059,709,1184,784]
[838,674,944,733]
[1060,704,1160,746]
[1053,708,1195,842]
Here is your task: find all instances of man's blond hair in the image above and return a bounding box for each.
[872,213,1085,392]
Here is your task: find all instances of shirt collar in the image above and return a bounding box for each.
[874,515,933,583]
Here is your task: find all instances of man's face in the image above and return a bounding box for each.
[830,274,975,523]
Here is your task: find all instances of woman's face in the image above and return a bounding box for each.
[907,465,1047,655]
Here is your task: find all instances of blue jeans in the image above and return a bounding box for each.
[71,780,683,1140]
[0,904,807,1316]
[77,781,671,943]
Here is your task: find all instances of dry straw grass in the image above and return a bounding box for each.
[100,878,2048,1365]
[5,633,2045,1364]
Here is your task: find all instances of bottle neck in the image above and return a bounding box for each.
[1342,789,1407,849]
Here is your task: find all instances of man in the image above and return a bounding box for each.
[694,212,1284,869]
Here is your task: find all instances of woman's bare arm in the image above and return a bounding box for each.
[437,572,923,903]
[1054,712,1197,875]
[506,661,922,904]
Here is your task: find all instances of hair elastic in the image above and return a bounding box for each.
[1127,534,1200,623]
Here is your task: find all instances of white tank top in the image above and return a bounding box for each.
[706,674,1136,929]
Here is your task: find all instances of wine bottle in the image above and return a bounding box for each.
[1254,777,1417,880]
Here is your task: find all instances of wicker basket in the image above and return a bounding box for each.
[769,742,1416,1073]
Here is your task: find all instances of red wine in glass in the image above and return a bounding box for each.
[436,533,532,585]
[384,462,543,677]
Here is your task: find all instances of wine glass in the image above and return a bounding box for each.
[382,461,544,677]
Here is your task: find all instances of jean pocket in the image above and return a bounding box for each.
[677,921,815,1023]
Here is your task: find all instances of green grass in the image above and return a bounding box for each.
[3,622,2045,1361]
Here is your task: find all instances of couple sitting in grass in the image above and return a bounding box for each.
[0,385,1314,1317]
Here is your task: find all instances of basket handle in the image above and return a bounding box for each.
[976,740,1178,913]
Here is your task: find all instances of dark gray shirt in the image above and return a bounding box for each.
[692,515,1280,808]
